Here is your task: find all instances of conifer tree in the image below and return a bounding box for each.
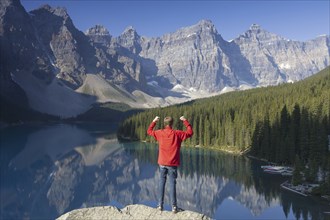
[292,155,304,186]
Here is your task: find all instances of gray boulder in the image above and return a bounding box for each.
[56,204,211,220]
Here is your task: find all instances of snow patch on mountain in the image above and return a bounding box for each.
[186,33,196,38]
[279,63,291,70]
[147,81,159,87]
[172,84,186,91]
[221,86,236,93]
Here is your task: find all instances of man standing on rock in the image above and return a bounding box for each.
[147,116,193,213]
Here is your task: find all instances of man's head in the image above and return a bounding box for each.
[164,116,173,127]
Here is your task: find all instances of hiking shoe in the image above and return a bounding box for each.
[172,206,184,213]
[156,205,163,211]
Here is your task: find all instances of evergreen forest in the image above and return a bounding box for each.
[118,67,330,174]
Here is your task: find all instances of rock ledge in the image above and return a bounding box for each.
[57,204,211,220]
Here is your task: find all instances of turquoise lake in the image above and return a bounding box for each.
[0,123,329,219]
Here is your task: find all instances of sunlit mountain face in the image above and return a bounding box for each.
[1,0,329,118]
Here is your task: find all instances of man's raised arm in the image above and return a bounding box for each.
[147,116,160,137]
[179,116,193,139]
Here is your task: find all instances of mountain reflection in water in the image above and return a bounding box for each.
[0,123,329,219]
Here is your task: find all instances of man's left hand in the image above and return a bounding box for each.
[153,116,160,122]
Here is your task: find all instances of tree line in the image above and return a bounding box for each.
[118,67,330,181]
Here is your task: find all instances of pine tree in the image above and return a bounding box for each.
[292,155,304,186]
[198,114,204,146]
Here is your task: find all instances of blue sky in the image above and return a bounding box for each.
[21,0,329,41]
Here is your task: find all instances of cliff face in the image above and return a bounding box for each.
[0,0,53,107]
[0,0,97,117]
[29,5,98,89]
[232,24,330,85]
[56,204,211,220]
[1,0,329,117]
[139,20,233,92]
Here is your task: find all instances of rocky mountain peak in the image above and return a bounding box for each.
[85,25,110,36]
[197,19,214,27]
[313,34,330,41]
[246,23,267,36]
[162,19,220,43]
[193,19,218,34]
[30,4,73,27]
[85,24,112,45]
[121,26,139,39]
[236,23,285,43]
[0,0,19,9]
[249,23,261,31]
[117,26,141,53]
[0,0,30,29]
[34,4,69,19]
[36,4,51,11]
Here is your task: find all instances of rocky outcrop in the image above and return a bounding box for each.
[56,204,211,220]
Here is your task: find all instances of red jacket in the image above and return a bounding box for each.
[147,120,193,166]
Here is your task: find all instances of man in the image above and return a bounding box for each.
[147,115,193,213]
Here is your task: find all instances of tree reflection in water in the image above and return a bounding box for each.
[1,124,329,219]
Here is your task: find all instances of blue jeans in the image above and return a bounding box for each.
[158,165,177,207]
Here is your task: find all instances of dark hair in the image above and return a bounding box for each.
[164,116,173,127]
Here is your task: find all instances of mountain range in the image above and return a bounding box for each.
[1,0,329,118]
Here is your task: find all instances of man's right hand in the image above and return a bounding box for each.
[153,116,160,122]
[180,116,187,121]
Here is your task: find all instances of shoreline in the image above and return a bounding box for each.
[186,144,244,155]
[118,136,246,155]
[280,181,308,196]
[280,180,330,205]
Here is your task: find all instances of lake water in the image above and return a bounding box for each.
[1,123,329,219]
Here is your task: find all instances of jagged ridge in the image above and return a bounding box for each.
[1,0,329,118]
